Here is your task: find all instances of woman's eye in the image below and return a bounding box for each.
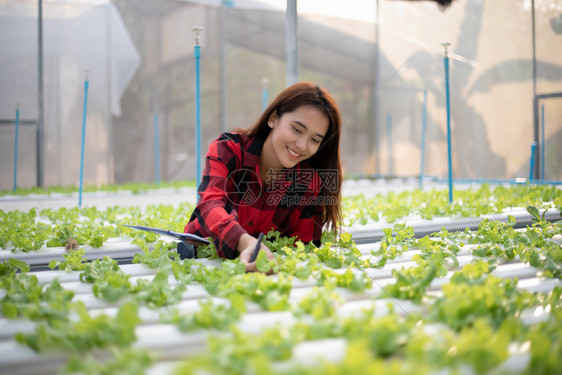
[292,126,302,133]
[311,138,320,144]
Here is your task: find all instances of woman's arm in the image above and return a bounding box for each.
[187,134,248,258]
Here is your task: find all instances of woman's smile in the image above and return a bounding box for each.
[287,146,302,159]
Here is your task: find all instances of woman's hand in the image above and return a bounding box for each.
[236,233,275,273]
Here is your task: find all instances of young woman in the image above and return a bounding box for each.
[183,82,342,271]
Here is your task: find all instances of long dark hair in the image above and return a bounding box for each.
[239,82,342,232]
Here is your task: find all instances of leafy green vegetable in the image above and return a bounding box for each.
[80,257,131,302]
[0,258,30,275]
[49,248,88,271]
[161,298,243,332]
[381,252,447,303]
[431,263,537,330]
[1,272,74,323]
[132,270,190,309]
[64,347,155,375]
[15,301,140,353]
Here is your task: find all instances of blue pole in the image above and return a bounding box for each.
[154,112,160,186]
[529,142,537,181]
[262,87,269,111]
[193,28,202,200]
[443,43,453,203]
[419,90,427,189]
[387,112,392,176]
[79,72,89,207]
[540,104,545,180]
[261,78,269,111]
[13,104,20,192]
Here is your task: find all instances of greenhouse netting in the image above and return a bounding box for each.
[1,0,561,190]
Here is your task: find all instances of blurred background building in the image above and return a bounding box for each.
[1,0,561,190]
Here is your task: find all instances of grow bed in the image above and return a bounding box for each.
[2,183,560,269]
[0,218,561,374]
[1,207,560,270]
[0,182,561,374]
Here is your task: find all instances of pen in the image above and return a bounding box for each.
[250,232,265,263]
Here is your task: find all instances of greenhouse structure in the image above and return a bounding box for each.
[1,0,561,374]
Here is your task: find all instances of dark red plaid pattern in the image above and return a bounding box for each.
[184,132,324,259]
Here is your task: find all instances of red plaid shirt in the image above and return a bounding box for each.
[184,132,324,259]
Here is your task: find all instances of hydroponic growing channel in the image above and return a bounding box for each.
[0,181,561,375]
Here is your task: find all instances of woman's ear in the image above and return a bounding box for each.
[268,113,278,128]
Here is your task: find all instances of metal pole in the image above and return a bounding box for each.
[261,78,269,111]
[419,89,427,189]
[220,1,228,133]
[193,27,203,198]
[533,95,539,178]
[386,112,392,176]
[13,104,20,192]
[154,111,160,186]
[374,0,380,176]
[286,0,298,86]
[531,0,539,179]
[79,71,89,207]
[442,43,453,203]
[541,103,545,180]
[531,0,537,95]
[37,0,44,188]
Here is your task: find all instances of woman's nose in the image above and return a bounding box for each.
[294,136,306,153]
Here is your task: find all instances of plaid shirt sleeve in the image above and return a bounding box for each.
[184,133,247,258]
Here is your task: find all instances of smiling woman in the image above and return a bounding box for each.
[262,105,328,171]
[183,82,343,271]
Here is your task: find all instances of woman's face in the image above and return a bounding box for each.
[266,105,329,169]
